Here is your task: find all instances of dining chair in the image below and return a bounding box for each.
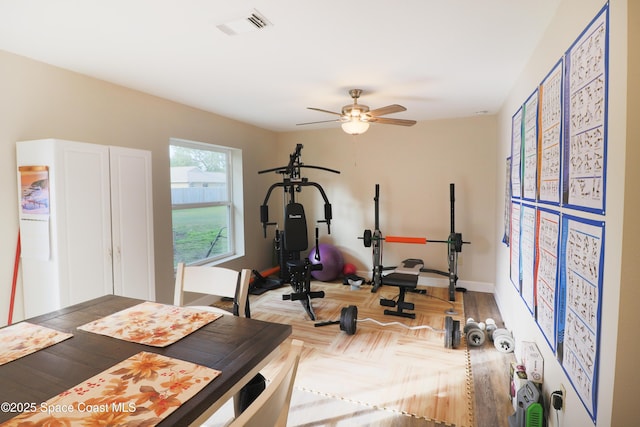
[227,339,304,427]
[174,263,251,318]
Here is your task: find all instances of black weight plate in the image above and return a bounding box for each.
[452,320,461,349]
[340,305,358,335]
[444,316,454,348]
[363,229,372,247]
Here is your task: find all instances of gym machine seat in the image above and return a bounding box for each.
[379,258,424,319]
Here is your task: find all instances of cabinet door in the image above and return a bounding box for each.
[59,142,114,305]
[109,147,155,300]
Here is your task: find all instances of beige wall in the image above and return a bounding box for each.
[277,116,498,290]
[494,0,637,425]
[0,50,279,322]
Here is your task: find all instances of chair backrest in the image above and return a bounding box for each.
[174,263,251,318]
[228,339,304,427]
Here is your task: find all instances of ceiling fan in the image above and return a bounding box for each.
[297,89,417,135]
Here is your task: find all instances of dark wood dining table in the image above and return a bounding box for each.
[0,294,292,426]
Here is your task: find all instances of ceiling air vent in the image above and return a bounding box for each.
[217,9,273,36]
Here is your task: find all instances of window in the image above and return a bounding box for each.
[170,138,244,268]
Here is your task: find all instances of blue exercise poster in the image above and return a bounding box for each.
[534,208,560,351]
[562,5,608,214]
[511,108,523,199]
[539,60,564,205]
[520,204,536,313]
[503,157,512,246]
[509,201,521,291]
[557,214,604,422]
[522,91,539,202]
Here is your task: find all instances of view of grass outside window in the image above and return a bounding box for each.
[170,140,235,268]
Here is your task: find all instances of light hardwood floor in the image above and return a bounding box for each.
[209,287,515,427]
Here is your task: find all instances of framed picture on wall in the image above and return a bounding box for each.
[19,166,50,218]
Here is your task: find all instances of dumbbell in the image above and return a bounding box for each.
[464,318,486,347]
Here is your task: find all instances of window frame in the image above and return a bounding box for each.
[169,138,244,267]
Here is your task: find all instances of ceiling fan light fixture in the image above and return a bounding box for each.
[300,89,415,131]
[342,118,370,135]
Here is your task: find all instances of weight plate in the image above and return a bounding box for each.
[444,316,454,349]
[340,305,358,335]
[363,229,372,248]
[466,328,485,347]
[494,333,515,353]
[464,322,479,334]
[452,320,461,349]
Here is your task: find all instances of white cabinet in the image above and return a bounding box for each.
[17,139,155,317]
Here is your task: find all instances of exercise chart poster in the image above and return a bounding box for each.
[522,91,539,202]
[509,201,521,291]
[562,4,608,215]
[511,108,523,199]
[539,59,563,205]
[520,204,536,313]
[534,208,560,351]
[557,214,604,422]
[503,157,512,246]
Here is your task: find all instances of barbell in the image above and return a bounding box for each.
[359,229,469,252]
[314,305,463,349]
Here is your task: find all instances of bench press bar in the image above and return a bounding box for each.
[360,233,469,250]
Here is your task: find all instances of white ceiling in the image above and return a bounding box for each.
[0,0,561,132]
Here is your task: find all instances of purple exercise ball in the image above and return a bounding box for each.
[309,243,344,281]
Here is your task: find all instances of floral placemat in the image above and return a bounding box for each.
[0,351,221,427]
[0,322,73,366]
[77,301,222,347]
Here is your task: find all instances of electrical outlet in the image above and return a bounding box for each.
[560,383,566,410]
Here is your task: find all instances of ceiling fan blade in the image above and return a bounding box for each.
[307,107,342,116]
[368,104,406,117]
[369,117,417,126]
[296,119,340,126]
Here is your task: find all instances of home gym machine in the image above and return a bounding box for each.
[259,144,339,320]
[359,183,469,317]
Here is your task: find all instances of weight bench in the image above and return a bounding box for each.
[379,258,424,319]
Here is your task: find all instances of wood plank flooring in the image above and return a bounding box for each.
[463,290,515,427]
